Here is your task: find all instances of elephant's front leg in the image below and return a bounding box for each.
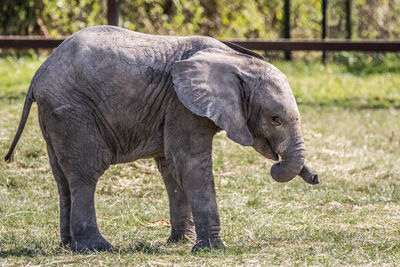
[164,111,225,251]
[155,157,196,243]
[178,153,226,252]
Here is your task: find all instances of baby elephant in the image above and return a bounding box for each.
[6,26,318,252]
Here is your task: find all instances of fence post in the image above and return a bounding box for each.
[322,0,327,63]
[284,0,291,60]
[107,0,119,26]
[346,0,352,39]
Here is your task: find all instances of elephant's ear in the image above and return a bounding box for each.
[171,50,254,146]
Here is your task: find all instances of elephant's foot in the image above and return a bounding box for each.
[71,233,113,252]
[167,231,196,244]
[191,237,226,253]
[60,235,71,247]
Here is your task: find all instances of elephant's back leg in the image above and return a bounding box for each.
[43,138,72,246]
[38,104,113,251]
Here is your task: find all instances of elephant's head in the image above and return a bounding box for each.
[172,47,318,184]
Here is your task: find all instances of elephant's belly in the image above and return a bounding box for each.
[115,141,165,164]
[101,87,173,164]
[103,117,166,164]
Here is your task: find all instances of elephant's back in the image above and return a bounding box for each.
[34,26,232,110]
[33,26,229,101]
[33,26,182,105]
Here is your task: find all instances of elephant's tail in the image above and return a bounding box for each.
[5,86,34,162]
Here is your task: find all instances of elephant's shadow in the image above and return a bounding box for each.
[0,241,253,257]
[0,240,176,258]
[0,243,166,258]
[0,248,44,258]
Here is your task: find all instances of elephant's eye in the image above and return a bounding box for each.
[271,115,282,126]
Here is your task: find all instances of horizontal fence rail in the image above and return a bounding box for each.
[0,36,64,49]
[0,36,400,52]
[231,40,400,52]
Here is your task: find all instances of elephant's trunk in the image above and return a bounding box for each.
[270,139,305,183]
[299,165,319,184]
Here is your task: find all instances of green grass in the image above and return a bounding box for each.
[273,61,400,108]
[0,57,45,104]
[1,57,400,265]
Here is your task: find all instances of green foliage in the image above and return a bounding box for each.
[325,0,400,40]
[291,0,322,39]
[0,0,44,35]
[352,0,400,40]
[119,0,284,39]
[41,0,106,37]
[0,0,106,36]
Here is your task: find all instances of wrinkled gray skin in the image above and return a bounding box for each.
[6,26,318,252]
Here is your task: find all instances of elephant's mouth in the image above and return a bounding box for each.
[253,137,279,160]
[261,139,279,161]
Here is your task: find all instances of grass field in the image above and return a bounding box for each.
[1,57,400,266]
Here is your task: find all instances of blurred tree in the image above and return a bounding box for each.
[354,0,400,40]
[0,0,106,37]
[291,0,321,39]
[41,0,106,37]
[119,0,284,39]
[0,0,44,35]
